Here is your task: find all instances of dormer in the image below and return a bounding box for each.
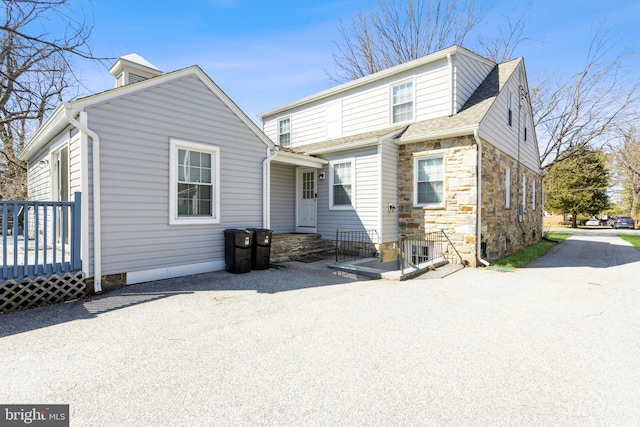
[109,54,162,88]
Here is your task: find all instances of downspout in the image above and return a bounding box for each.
[262,147,278,229]
[474,129,490,267]
[63,103,103,293]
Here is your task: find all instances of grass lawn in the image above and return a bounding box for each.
[490,232,571,270]
[619,234,640,250]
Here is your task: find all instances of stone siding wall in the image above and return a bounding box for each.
[397,136,543,267]
[398,136,479,266]
[480,140,543,261]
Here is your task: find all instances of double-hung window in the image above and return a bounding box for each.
[169,139,220,224]
[330,160,354,209]
[391,80,414,123]
[278,117,291,147]
[415,156,444,207]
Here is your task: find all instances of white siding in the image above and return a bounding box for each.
[455,52,494,111]
[270,163,295,233]
[262,57,454,147]
[316,147,380,240]
[479,63,540,173]
[85,75,267,276]
[380,138,399,243]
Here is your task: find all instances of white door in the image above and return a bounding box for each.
[296,168,317,232]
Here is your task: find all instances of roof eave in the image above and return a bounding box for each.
[259,46,495,119]
[395,126,478,144]
[18,104,71,161]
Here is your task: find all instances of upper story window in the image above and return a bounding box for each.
[414,155,444,207]
[391,80,414,124]
[330,160,354,209]
[508,92,513,127]
[278,117,291,147]
[169,139,220,225]
[524,113,529,141]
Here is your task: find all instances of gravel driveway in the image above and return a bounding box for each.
[1,232,639,426]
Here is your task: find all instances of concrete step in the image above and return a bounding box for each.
[270,233,333,263]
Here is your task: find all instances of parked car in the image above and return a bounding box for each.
[599,215,613,226]
[613,216,635,229]
[585,217,600,226]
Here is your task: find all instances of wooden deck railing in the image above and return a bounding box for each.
[1,193,81,281]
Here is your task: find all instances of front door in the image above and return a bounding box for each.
[296,168,317,232]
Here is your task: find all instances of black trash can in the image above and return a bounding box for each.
[248,228,273,270]
[224,229,254,274]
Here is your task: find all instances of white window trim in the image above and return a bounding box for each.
[169,138,221,225]
[329,158,355,211]
[413,153,445,209]
[505,167,511,209]
[277,116,291,147]
[522,174,527,213]
[532,179,536,210]
[389,77,416,125]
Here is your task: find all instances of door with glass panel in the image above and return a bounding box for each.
[296,168,317,232]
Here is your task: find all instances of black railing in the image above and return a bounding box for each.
[1,193,82,281]
[398,231,463,274]
[335,230,380,262]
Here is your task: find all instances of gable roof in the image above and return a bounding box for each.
[398,58,521,143]
[258,45,495,119]
[20,65,274,161]
[284,58,522,154]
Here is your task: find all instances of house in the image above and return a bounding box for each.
[18,54,319,292]
[259,45,543,267]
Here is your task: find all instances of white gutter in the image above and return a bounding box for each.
[63,103,103,293]
[262,147,278,229]
[474,129,490,267]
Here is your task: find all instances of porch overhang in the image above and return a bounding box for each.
[271,150,327,168]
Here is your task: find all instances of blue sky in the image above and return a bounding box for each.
[69,0,640,124]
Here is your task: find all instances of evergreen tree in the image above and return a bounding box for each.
[544,148,610,227]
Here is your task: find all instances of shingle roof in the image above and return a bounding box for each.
[400,58,521,140]
[290,125,409,155]
[289,58,521,154]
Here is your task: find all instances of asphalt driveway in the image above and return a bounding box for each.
[1,232,639,426]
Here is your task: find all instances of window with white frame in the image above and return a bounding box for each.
[169,139,220,224]
[532,179,536,210]
[524,113,529,141]
[278,117,291,147]
[330,160,354,209]
[415,156,444,207]
[521,174,527,213]
[505,167,511,209]
[508,91,513,127]
[391,80,414,123]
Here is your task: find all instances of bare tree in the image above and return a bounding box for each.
[476,1,532,63]
[329,0,486,82]
[614,128,640,217]
[0,0,103,199]
[532,28,640,169]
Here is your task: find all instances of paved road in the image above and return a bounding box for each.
[1,231,639,426]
